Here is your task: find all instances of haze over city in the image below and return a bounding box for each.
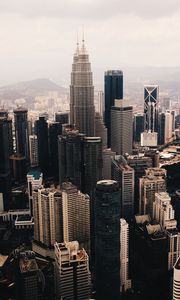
[1,0,180,86]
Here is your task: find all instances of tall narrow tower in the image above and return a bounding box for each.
[70,39,95,136]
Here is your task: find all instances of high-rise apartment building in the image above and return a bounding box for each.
[14,107,29,161]
[54,241,91,300]
[139,168,167,216]
[111,99,133,155]
[27,170,43,214]
[104,70,123,147]
[33,188,63,247]
[61,182,90,252]
[112,155,134,220]
[120,218,131,293]
[153,192,180,270]
[70,40,95,136]
[95,180,120,300]
[29,135,38,167]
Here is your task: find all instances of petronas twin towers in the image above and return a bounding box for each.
[70,39,95,136]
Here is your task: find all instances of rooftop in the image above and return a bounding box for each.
[20,258,38,273]
[27,170,42,180]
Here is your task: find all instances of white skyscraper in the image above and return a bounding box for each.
[153,192,180,270]
[164,110,173,143]
[173,257,180,300]
[61,182,90,253]
[54,241,91,300]
[120,218,131,293]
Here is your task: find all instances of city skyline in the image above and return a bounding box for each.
[1,0,180,85]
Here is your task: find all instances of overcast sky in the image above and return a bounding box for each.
[0,0,180,86]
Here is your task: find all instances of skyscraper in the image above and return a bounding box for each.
[35,116,49,176]
[95,180,120,300]
[112,155,134,220]
[133,113,144,143]
[33,187,63,248]
[120,218,131,293]
[29,135,38,167]
[139,168,167,216]
[61,181,90,253]
[0,116,12,210]
[54,241,91,300]
[70,39,95,136]
[14,107,29,162]
[111,99,133,155]
[104,70,123,147]
[49,122,62,181]
[144,85,159,133]
[173,257,180,300]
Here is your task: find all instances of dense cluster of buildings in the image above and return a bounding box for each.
[0,39,180,300]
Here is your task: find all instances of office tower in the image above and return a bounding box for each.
[133,113,144,143]
[112,155,134,220]
[104,70,123,147]
[158,112,166,145]
[144,85,159,132]
[58,128,85,189]
[161,96,171,112]
[153,192,180,270]
[139,168,167,216]
[16,251,45,300]
[131,215,168,300]
[10,154,26,184]
[35,116,49,176]
[29,135,38,167]
[120,218,131,293]
[27,170,43,214]
[70,39,95,136]
[173,257,180,300]
[83,137,102,199]
[111,99,133,155]
[49,122,62,181]
[125,154,152,213]
[95,180,120,300]
[58,130,102,198]
[54,241,91,300]
[0,117,12,210]
[55,111,69,128]
[95,112,107,149]
[14,107,29,161]
[33,188,63,248]
[61,182,90,252]
[102,148,116,179]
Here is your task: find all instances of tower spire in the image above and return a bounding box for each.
[81,25,87,55]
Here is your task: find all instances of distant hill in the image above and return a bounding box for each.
[0,78,68,100]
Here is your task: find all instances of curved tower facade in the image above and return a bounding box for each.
[70,40,95,136]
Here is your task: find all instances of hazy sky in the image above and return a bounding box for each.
[0,0,180,86]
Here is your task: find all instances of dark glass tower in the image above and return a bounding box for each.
[95,180,121,300]
[133,113,144,143]
[0,116,12,209]
[49,122,62,181]
[35,116,49,176]
[14,107,29,161]
[104,70,123,147]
